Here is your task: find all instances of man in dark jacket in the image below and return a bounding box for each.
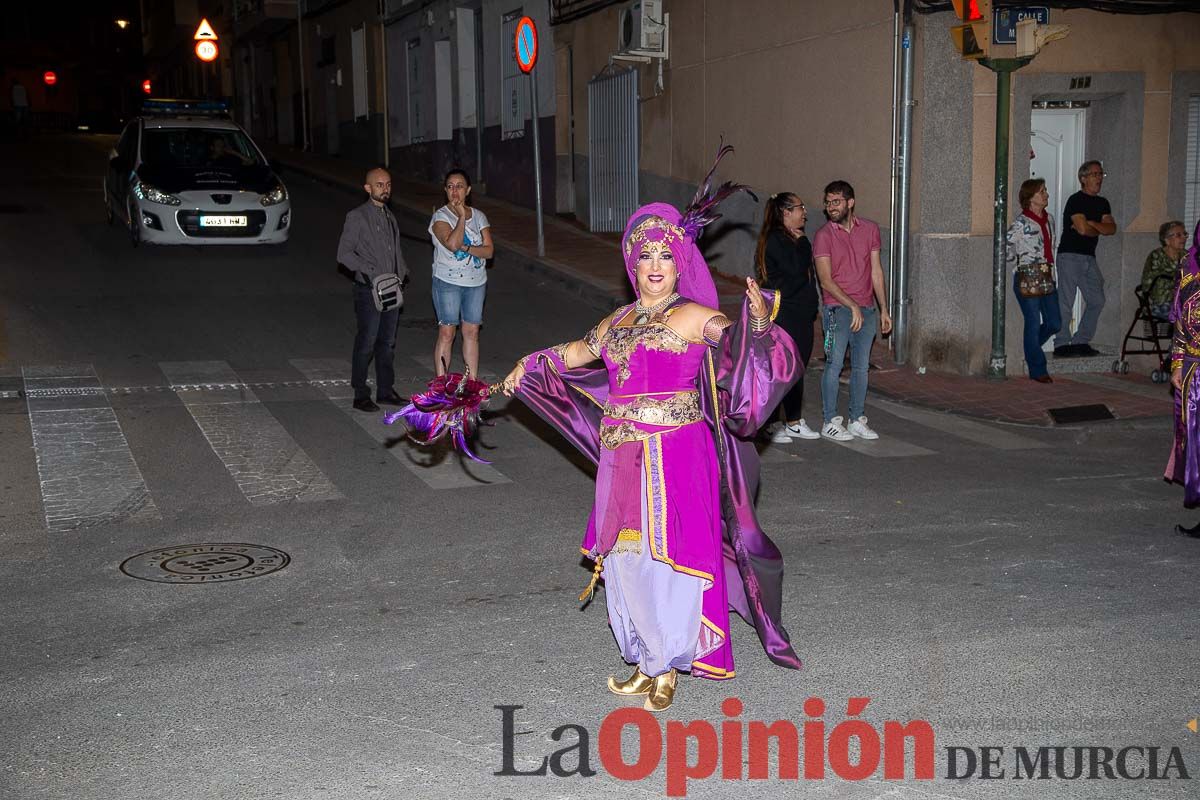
[337,167,410,412]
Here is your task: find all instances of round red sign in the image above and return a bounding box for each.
[514,16,537,74]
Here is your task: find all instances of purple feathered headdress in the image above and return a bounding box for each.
[621,140,756,308]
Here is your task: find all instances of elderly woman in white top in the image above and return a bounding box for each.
[1006,178,1062,383]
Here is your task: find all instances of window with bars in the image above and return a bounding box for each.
[1187,95,1200,229]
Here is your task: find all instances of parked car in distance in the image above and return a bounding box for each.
[104,99,290,246]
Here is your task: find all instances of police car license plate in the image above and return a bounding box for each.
[200,215,247,227]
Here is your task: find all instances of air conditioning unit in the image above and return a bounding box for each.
[618,0,667,57]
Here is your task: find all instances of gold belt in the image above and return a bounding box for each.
[600,391,701,449]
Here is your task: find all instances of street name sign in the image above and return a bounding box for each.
[993,6,1049,44]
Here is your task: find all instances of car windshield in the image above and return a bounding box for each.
[141,128,264,170]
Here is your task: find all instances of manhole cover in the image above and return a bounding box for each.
[120,543,290,584]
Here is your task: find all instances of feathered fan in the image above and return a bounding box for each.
[383,372,498,464]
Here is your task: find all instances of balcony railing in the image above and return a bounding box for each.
[234,0,298,39]
[550,0,622,25]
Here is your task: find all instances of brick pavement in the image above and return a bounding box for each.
[269,145,1172,427]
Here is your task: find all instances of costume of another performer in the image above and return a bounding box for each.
[500,146,804,711]
[1166,220,1200,537]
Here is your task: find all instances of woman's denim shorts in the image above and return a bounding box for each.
[432,277,486,326]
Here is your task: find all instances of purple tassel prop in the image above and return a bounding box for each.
[383,372,497,464]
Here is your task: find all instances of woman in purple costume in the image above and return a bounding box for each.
[501,152,804,711]
[1166,220,1200,537]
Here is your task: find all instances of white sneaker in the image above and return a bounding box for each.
[847,415,880,440]
[781,419,821,440]
[821,416,853,442]
[768,422,792,444]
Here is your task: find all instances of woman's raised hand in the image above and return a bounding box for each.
[745,276,768,321]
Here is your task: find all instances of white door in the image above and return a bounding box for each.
[1030,108,1086,342]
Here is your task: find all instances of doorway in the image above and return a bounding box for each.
[1030,106,1086,343]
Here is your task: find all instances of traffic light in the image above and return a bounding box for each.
[142,79,152,95]
[950,0,991,61]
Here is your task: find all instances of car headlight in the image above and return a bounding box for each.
[260,184,288,207]
[132,179,182,206]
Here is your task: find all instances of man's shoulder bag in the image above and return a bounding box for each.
[371,272,403,312]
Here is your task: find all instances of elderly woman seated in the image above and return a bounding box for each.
[1142,220,1188,321]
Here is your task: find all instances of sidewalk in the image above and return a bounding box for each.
[269,145,1172,427]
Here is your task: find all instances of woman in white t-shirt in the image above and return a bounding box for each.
[429,168,494,377]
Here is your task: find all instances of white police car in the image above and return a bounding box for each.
[104,100,290,246]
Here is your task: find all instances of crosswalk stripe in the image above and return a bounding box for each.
[160,361,343,505]
[869,398,1049,450]
[830,435,937,458]
[23,364,160,531]
[291,358,512,489]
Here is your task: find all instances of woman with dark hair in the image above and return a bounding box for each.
[498,146,804,711]
[1142,220,1188,321]
[756,192,821,442]
[429,168,494,377]
[1006,177,1061,383]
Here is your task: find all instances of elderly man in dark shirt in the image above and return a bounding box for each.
[337,167,410,412]
[1053,160,1117,358]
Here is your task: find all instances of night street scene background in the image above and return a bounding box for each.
[2,1,1200,798]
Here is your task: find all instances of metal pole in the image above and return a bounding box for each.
[886,10,901,342]
[297,3,309,151]
[529,66,545,257]
[981,57,1031,380]
[894,23,915,365]
[475,9,484,185]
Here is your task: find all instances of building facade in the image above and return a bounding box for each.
[550,0,1200,376]
[381,0,556,210]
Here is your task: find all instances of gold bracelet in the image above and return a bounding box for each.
[749,315,771,332]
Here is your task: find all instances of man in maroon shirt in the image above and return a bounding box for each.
[812,180,893,442]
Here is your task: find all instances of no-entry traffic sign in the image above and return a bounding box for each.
[514,16,537,74]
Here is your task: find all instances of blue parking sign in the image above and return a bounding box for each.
[993,6,1049,45]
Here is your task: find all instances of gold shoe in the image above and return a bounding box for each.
[607,666,654,696]
[643,669,677,712]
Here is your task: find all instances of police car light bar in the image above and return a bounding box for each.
[141,98,230,117]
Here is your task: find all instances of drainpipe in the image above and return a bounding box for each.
[893,20,915,365]
[297,2,309,151]
[380,15,390,167]
[887,9,901,348]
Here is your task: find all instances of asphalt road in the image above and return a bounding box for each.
[0,134,1197,800]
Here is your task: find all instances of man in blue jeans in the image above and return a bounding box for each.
[337,167,409,412]
[812,181,893,442]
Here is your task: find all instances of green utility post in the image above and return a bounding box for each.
[979,57,1032,380]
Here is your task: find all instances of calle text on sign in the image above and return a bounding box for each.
[993,6,1049,45]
